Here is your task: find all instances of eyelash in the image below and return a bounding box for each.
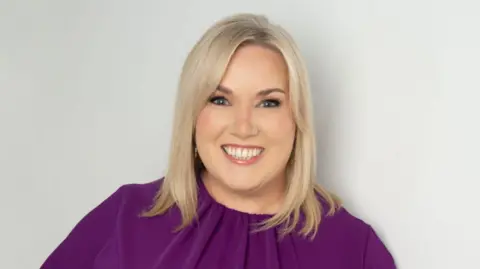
[208,96,281,108]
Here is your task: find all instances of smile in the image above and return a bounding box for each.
[221,144,264,164]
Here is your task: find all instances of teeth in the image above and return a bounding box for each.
[222,146,263,160]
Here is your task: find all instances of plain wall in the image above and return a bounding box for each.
[1,0,479,268]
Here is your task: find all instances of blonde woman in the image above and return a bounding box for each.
[41,13,396,269]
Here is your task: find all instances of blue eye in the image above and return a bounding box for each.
[209,96,230,106]
[259,99,281,108]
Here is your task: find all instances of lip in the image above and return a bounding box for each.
[221,144,264,165]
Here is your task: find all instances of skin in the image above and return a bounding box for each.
[195,44,296,215]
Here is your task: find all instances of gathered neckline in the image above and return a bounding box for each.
[196,174,276,222]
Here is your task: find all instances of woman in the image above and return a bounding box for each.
[41,13,396,269]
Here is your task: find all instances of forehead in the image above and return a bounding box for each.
[220,44,289,91]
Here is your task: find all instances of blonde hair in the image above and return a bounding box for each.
[143,13,341,238]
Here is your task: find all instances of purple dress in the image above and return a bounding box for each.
[41,178,396,269]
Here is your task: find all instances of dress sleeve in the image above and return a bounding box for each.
[364,226,397,269]
[40,185,127,269]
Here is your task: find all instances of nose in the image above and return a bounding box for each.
[230,105,258,139]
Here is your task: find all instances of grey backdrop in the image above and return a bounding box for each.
[1,0,479,268]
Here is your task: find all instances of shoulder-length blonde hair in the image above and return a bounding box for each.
[143,13,341,238]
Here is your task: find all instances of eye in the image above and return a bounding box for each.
[209,96,230,106]
[258,99,281,108]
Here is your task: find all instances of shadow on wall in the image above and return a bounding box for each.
[299,32,357,211]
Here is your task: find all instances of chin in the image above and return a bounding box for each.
[224,179,263,193]
[216,171,268,193]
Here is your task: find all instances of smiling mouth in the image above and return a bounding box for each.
[221,145,264,161]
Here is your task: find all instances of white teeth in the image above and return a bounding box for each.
[222,146,263,160]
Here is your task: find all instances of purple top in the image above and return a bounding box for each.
[41,178,396,269]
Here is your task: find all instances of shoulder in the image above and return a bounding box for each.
[116,179,162,206]
[312,205,396,268]
[313,190,373,243]
[40,178,165,269]
[108,178,165,219]
[318,205,373,244]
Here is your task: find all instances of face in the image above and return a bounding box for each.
[195,44,296,195]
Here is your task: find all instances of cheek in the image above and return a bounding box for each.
[258,110,296,142]
[195,107,229,142]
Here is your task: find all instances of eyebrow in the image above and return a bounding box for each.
[216,85,285,96]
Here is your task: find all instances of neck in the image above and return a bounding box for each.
[201,171,286,215]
